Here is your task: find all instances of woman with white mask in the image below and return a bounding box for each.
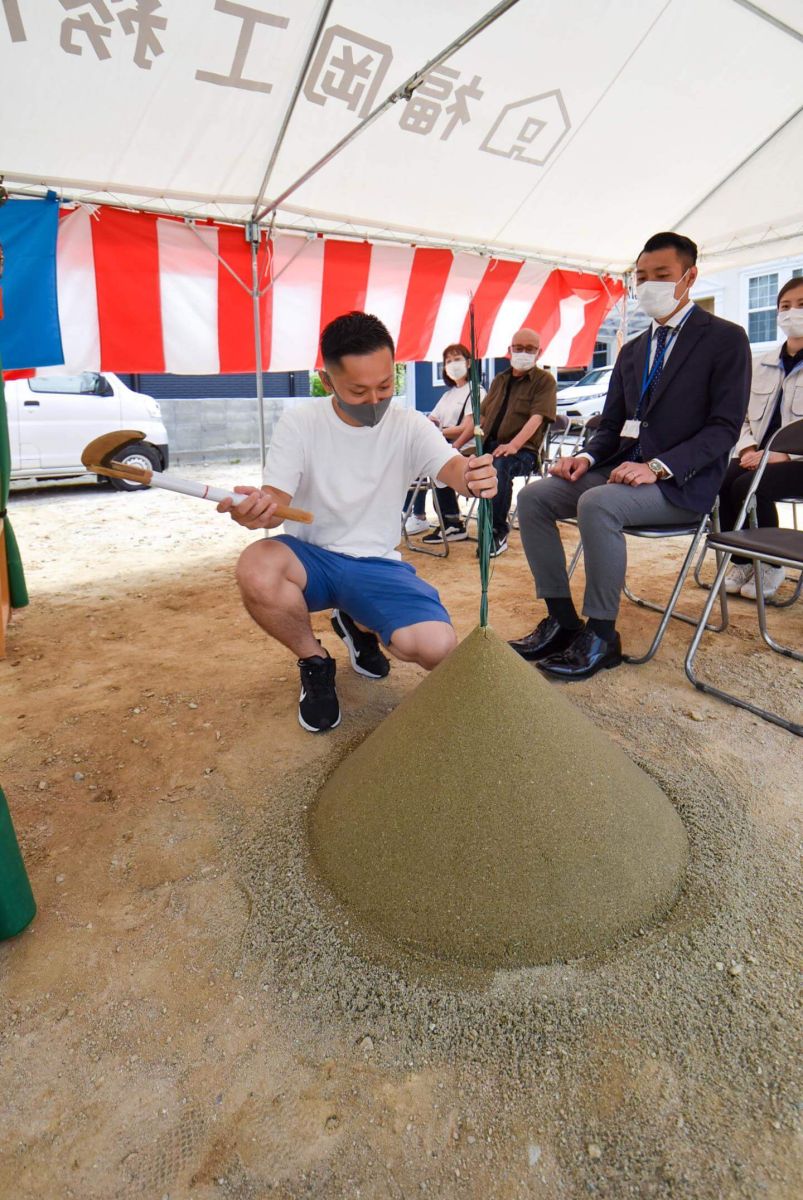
[718,276,803,599]
[404,342,485,543]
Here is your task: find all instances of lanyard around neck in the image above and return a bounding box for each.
[639,307,695,404]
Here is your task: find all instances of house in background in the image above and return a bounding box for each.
[563,252,803,382]
[693,254,803,353]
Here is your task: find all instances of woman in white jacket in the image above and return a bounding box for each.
[718,276,803,599]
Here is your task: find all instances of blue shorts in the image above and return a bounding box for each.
[273,535,451,646]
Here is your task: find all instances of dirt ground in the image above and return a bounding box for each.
[1,464,801,1200]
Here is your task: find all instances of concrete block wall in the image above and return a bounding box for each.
[158,395,289,464]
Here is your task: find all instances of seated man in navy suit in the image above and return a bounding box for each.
[510,231,751,679]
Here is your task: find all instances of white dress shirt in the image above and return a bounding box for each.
[646,299,695,369]
[579,301,696,474]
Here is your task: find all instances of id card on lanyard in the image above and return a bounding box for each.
[623,308,694,439]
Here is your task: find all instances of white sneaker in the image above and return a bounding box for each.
[404,515,430,535]
[723,563,754,594]
[740,563,786,600]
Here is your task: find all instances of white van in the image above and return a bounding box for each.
[5,371,169,490]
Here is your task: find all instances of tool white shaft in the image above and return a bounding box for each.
[148,473,246,505]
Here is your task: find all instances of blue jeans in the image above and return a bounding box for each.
[487,441,537,539]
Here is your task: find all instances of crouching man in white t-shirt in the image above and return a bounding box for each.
[218,311,498,733]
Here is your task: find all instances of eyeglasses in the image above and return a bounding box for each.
[510,343,539,353]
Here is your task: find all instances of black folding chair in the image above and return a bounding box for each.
[509,426,551,530]
[541,412,599,476]
[694,497,803,608]
[566,504,728,665]
[685,418,803,736]
[558,412,727,664]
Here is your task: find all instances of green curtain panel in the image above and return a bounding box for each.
[0,787,36,939]
[0,362,29,608]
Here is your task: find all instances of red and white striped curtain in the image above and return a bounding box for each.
[25,206,624,376]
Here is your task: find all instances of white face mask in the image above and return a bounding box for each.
[635,270,690,320]
[777,307,803,339]
[510,352,537,371]
[444,358,468,381]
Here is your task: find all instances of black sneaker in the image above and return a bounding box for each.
[422,523,468,544]
[297,653,341,733]
[331,609,390,679]
[476,536,508,559]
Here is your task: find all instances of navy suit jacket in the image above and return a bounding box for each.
[585,306,752,514]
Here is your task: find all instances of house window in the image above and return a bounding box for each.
[793,268,803,279]
[592,341,608,368]
[747,272,778,343]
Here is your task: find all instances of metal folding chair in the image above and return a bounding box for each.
[551,413,726,663]
[565,504,728,664]
[694,497,803,609]
[541,414,570,474]
[685,418,803,736]
[503,424,551,531]
[401,478,449,558]
[541,413,595,476]
[509,472,534,530]
[464,457,537,534]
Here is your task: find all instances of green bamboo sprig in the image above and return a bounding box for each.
[468,301,493,628]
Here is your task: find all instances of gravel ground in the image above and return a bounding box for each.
[0,462,800,1199]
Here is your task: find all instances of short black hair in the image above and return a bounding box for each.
[777,276,803,306]
[320,311,395,367]
[638,232,698,270]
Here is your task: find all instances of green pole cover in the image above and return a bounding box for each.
[0,361,29,609]
[0,788,36,939]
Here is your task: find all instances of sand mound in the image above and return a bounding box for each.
[309,626,688,968]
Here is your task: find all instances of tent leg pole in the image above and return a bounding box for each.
[618,272,629,358]
[248,224,267,469]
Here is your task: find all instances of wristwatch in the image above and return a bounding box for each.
[647,459,669,480]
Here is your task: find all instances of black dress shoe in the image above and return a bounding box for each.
[508,616,585,662]
[537,626,623,679]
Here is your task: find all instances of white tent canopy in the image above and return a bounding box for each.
[3,0,802,274]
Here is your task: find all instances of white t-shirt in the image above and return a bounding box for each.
[263,399,458,559]
[430,383,486,430]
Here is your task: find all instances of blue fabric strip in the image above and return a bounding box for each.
[0,197,64,371]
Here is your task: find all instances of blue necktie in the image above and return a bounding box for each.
[632,324,671,462]
[646,324,671,402]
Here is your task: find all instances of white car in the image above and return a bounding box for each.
[556,366,613,421]
[5,371,169,490]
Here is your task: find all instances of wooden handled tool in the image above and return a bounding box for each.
[81,430,313,524]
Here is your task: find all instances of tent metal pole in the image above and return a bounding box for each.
[730,0,803,43]
[253,0,521,223]
[247,223,267,468]
[3,184,626,278]
[696,227,803,262]
[613,274,629,360]
[671,105,802,230]
[251,0,334,221]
